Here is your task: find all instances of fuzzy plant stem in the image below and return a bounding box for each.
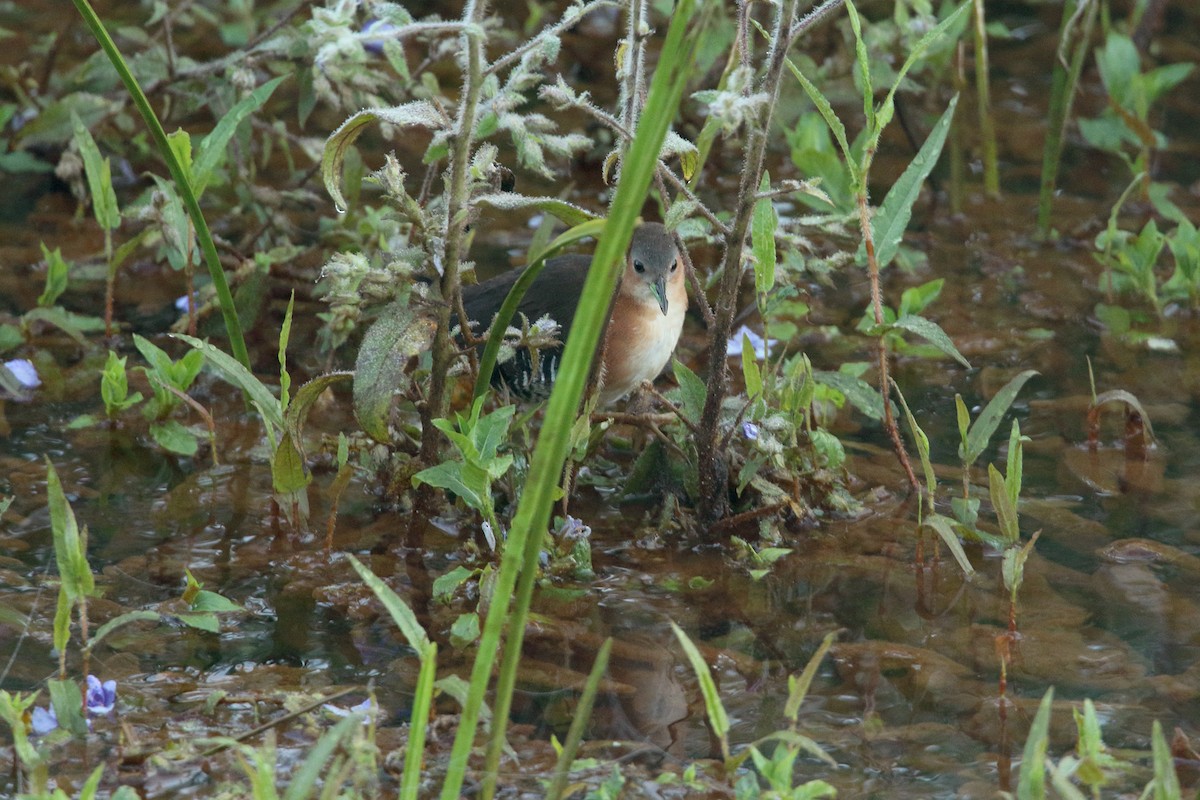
[417,1,488,493]
[696,0,801,525]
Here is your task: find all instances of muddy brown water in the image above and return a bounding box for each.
[3,1,1200,797]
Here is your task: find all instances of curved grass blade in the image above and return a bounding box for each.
[70,0,250,369]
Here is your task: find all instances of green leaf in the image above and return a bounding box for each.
[433,565,477,602]
[923,513,975,576]
[150,420,198,456]
[192,75,285,196]
[191,590,243,613]
[1150,719,1181,800]
[284,371,353,451]
[48,679,88,737]
[1016,687,1054,800]
[46,459,94,601]
[347,555,432,655]
[176,611,219,632]
[786,58,860,187]
[353,302,435,443]
[271,430,311,494]
[893,380,936,498]
[989,464,1020,544]
[673,358,707,424]
[72,113,120,230]
[785,631,836,723]
[961,369,1038,464]
[751,172,776,296]
[670,622,729,750]
[890,314,971,368]
[474,194,599,227]
[863,95,958,269]
[450,612,480,648]
[37,242,70,308]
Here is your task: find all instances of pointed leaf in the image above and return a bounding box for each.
[962,369,1038,463]
[891,314,971,368]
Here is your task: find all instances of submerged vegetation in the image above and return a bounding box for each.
[2,0,1200,796]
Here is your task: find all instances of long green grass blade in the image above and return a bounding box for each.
[70,0,250,369]
[401,643,438,800]
[452,4,703,798]
[545,638,613,800]
[671,622,730,760]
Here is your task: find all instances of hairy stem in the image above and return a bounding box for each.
[696,0,801,525]
[417,3,488,501]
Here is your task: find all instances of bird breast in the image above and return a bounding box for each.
[600,275,687,405]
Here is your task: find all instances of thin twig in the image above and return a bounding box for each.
[199,686,361,756]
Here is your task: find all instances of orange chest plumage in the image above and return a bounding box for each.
[600,272,687,405]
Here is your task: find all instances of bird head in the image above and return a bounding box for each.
[624,223,681,316]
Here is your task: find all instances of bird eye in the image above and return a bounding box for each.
[633,260,645,273]
[670,262,678,272]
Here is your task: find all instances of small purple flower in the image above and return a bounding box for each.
[559,516,592,541]
[86,675,117,715]
[361,19,401,55]
[30,705,57,736]
[4,359,40,389]
[742,421,760,440]
[175,294,196,314]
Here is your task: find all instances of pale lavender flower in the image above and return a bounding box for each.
[30,706,57,736]
[742,421,760,440]
[4,359,40,389]
[725,325,776,359]
[323,698,375,725]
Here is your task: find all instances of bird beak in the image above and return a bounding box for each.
[651,276,669,315]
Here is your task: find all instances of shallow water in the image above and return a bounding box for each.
[3,1,1200,797]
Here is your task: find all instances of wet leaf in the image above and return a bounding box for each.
[354,302,434,444]
[272,430,310,494]
[150,420,198,456]
[433,565,478,602]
